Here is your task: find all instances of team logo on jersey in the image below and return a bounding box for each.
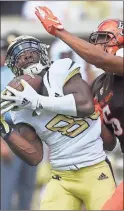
[55,93,62,97]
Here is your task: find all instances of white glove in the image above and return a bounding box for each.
[1,100,16,115]
[1,79,40,111]
[1,90,16,114]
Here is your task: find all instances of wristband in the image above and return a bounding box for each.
[37,94,77,116]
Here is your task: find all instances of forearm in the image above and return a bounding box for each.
[5,131,39,165]
[55,30,106,66]
[101,124,117,151]
[55,30,123,76]
[73,92,94,117]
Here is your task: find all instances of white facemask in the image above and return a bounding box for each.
[22,62,49,75]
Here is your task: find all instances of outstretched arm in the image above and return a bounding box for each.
[35,6,124,76]
[55,30,123,76]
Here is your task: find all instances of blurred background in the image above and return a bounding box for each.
[1,1,123,210]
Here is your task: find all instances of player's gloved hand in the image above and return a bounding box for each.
[1,79,40,111]
[1,90,20,114]
[0,115,12,140]
[1,99,22,114]
[1,100,15,114]
[35,6,64,36]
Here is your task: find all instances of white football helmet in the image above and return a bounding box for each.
[5,35,50,76]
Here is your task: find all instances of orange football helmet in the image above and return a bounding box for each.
[89,19,124,55]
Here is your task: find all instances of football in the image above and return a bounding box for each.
[7,74,42,94]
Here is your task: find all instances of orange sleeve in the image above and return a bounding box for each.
[94,98,103,122]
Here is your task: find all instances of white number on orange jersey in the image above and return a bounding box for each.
[103,105,123,136]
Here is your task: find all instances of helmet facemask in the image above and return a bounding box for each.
[5,37,50,76]
[89,20,124,55]
[89,31,120,54]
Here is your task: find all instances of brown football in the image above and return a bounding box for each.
[8,74,42,94]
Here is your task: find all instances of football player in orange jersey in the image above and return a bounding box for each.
[34,6,124,210]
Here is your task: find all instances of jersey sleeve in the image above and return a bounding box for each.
[91,73,106,97]
[63,59,81,86]
[48,58,82,90]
